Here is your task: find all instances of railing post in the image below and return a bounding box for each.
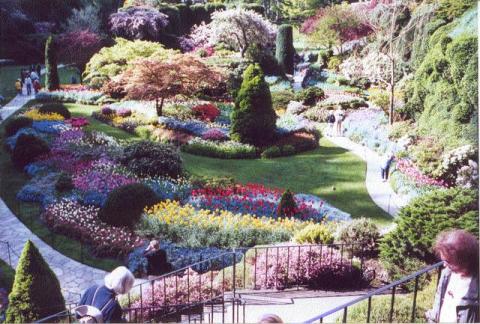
[253,248,257,289]
[342,307,348,323]
[233,249,236,297]
[366,296,372,323]
[389,285,396,323]
[411,276,420,322]
[7,242,12,267]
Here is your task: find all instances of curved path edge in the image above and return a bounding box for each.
[325,135,408,219]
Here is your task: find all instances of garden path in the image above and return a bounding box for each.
[0,93,109,304]
[326,134,407,221]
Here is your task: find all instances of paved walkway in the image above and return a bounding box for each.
[0,93,108,304]
[326,135,407,219]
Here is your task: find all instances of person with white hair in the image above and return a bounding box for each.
[76,266,135,323]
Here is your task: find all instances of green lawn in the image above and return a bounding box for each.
[0,102,121,271]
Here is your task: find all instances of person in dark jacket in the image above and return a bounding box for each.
[426,230,479,323]
[144,240,172,277]
[77,266,135,323]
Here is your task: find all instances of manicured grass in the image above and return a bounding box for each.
[0,102,121,271]
[0,259,15,293]
[67,103,392,225]
[183,138,393,226]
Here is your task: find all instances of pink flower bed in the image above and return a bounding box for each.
[396,159,447,187]
[42,200,144,257]
[201,128,228,141]
[129,268,221,321]
[73,170,137,194]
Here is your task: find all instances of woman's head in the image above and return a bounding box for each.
[434,229,479,276]
[104,266,135,295]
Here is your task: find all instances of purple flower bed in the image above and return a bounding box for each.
[32,121,71,134]
[73,170,138,195]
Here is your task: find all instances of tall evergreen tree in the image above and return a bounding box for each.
[45,35,60,91]
[230,64,277,146]
[275,24,294,75]
[6,240,65,323]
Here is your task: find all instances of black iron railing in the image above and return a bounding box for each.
[303,261,444,323]
[122,242,369,322]
[0,240,15,267]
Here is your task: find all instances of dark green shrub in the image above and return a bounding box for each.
[295,87,325,106]
[246,44,283,76]
[45,35,60,91]
[271,90,295,111]
[275,24,294,75]
[227,61,250,99]
[99,183,160,227]
[380,188,478,283]
[295,224,334,244]
[261,146,281,159]
[281,145,295,156]
[277,189,296,217]
[38,103,71,119]
[182,139,258,159]
[12,134,50,169]
[5,116,33,137]
[6,240,65,322]
[120,141,182,178]
[55,173,74,192]
[190,4,209,25]
[157,4,181,35]
[318,49,333,66]
[338,218,380,257]
[242,4,265,15]
[230,64,277,146]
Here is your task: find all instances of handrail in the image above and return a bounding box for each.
[303,261,444,323]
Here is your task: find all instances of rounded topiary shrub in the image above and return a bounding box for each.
[295,87,325,106]
[99,183,160,227]
[338,218,380,257]
[120,141,183,178]
[5,116,33,137]
[38,103,71,119]
[12,134,50,169]
[380,188,478,283]
[294,223,334,244]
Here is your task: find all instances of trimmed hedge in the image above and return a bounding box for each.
[38,103,71,119]
[275,24,294,75]
[99,183,160,228]
[5,116,33,137]
[45,36,59,91]
[6,240,65,322]
[11,134,50,169]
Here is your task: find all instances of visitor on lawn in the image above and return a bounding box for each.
[426,230,479,323]
[334,107,345,136]
[327,112,335,136]
[77,266,135,323]
[144,239,172,277]
[380,152,395,182]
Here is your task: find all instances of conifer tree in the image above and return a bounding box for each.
[45,36,60,91]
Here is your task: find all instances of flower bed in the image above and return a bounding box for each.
[136,200,305,248]
[42,200,144,257]
[394,159,447,188]
[182,139,258,159]
[36,90,104,105]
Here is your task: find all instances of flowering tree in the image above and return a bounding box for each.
[57,29,103,76]
[109,6,169,41]
[300,4,372,54]
[118,54,224,116]
[63,4,102,34]
[189,9,276,57]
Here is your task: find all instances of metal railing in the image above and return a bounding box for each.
[304,261,444,323]
[122,242,370,322]
[0,240,16,267]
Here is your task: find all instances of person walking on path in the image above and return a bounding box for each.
[380,151,395,182]
[36,64,42,77]
[426,230,479,323]
[33,79,41,94]
[326,112,335,136]
[15,79,22,95]
[334,107,345,136]
[24,75,32,96]
[77,266,135,323]
[30,70,39,82]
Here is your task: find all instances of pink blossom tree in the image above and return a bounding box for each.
[57,29,104,78]
[189,9,276,57]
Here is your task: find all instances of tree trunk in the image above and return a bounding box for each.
[389,58,395,125]
[156,97,165,117]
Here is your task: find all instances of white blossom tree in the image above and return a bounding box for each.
[189,9,277,57]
